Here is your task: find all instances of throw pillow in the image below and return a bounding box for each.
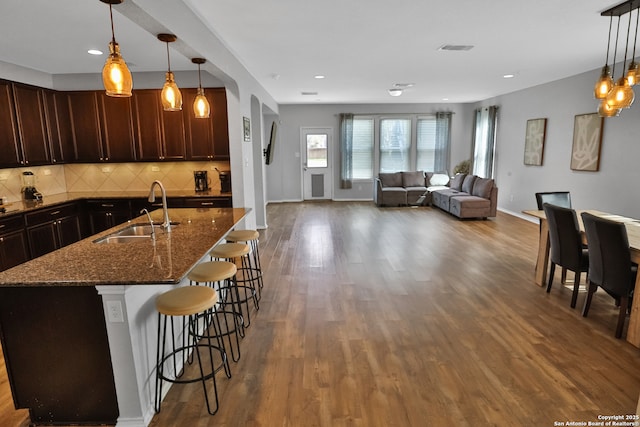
[472,178,494,199]
[462,175,477,193]
[402,171,425,187]
[449,173,466,191]
[429,173,450,186]
[379,172,402,187]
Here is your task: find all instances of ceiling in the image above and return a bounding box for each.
[0,0,631,104]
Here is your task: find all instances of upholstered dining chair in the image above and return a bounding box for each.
[543,203,589,308]
[536,192,573,283]
[581,212,637,338]
[535,191,572,210]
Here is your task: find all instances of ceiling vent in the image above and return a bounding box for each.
[301,91,318,96]
[438,44,474,51]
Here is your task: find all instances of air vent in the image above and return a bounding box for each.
[438,44,474,51]
[301,91,319,96]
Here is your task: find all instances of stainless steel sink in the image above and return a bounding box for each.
[93,222,179,244]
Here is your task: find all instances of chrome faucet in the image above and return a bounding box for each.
[140,208,156,240]
[148,180,171,232]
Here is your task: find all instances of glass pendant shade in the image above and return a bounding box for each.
[598,99,621,117]
[605,77,635,109]
[594,65,614,99]
[626,61,639,85]
[193,88,210,118]
[161,71,182,111]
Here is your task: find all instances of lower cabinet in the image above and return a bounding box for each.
[85,199,132,235]
[25,202,83,259]
[0,214,30,271]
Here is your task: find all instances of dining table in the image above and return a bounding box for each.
[523,209,640,348]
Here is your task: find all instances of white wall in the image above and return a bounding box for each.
[479,66,640,219]
[269,103,475,203]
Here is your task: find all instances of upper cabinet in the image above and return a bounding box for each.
[11,83,51,166]
[133,90,185,161]
[0,79,229,168]
[0,80,21,167]
[67,91,136,163]
[184,87,229,160]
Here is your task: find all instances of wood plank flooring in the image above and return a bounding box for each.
[2,202,640,426]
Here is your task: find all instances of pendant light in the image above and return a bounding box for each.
[626,9,639,86]
[594,16,614,99]
[100,0,133,97]
[191,58,211,119]
[158,34,183,111]
[605,4,635,109]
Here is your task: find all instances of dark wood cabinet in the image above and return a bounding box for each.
[183,196,232,208]
[0,80,22,167]
[98,93,136,162]
[184,87,229,160]
[68,91,103,162]
[133,90,185,161]
[85,199,132,234]
[0,214,30,272]
[42,90,75,164]
[68,91,136,163]
[12,83,51,165]
[25,202,83,259]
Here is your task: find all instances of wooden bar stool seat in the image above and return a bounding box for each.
[154,285,231,416]
[226,230,264,300]
[210,243,260,327]
[188,261,244,361]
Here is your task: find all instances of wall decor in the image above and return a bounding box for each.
[243,117,251,142]
[570,113,604,172]
[523,118,547,166]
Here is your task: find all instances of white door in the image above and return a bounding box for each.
[302,127,332,200]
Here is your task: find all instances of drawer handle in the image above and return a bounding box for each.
[50,210,61,216]
[0,224,5,229]
[201,202,214,206]
[101,204,115,208]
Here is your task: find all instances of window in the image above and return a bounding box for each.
[306,134,328,168]
[416,117,436,171]
[379,118,411,172]
[352,118,374,179]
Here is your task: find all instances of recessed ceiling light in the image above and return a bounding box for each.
[503,74,515,79]
[442,98,449,101]
[388,88,403,97]
[314,75,325,79]
[88,49,103,55]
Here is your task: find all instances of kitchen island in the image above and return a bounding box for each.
[0,207,248,426]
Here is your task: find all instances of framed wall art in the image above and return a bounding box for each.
[523,118,547,166]
[570,113,604,172]
[243,117,251,142]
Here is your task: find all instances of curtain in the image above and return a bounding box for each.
[434,112,451,173]
[339,113,354,189]
[472,106,498,178]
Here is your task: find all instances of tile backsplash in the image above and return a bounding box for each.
[0,161,231,202]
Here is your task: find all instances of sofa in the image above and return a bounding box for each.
[431,173,498,219]
[374,171,450,207]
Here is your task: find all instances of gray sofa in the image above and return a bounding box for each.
[374,171,428,206]
[431,173,498,219]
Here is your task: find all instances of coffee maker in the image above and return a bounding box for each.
[194,170,209,192]
[215,168,232,193]
[22,171,42,201]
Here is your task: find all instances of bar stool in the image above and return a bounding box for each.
[188,261,244,361]
[226,229,264,300]
[154,285,230,416]
[210,242,259,327]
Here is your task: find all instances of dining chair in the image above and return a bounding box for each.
[581,213,637,338]
[542,203,588,308]
[535,192,572,210]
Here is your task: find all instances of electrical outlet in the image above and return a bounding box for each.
[102,166,112,173]
[106,300,125,323]
[151,166,160,172]
[43,169,51,176]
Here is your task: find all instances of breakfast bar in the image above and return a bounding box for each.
[0,207,248,426]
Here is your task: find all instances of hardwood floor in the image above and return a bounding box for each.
[2,202,640,426]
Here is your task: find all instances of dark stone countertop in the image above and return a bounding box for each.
[0,207,248,287]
